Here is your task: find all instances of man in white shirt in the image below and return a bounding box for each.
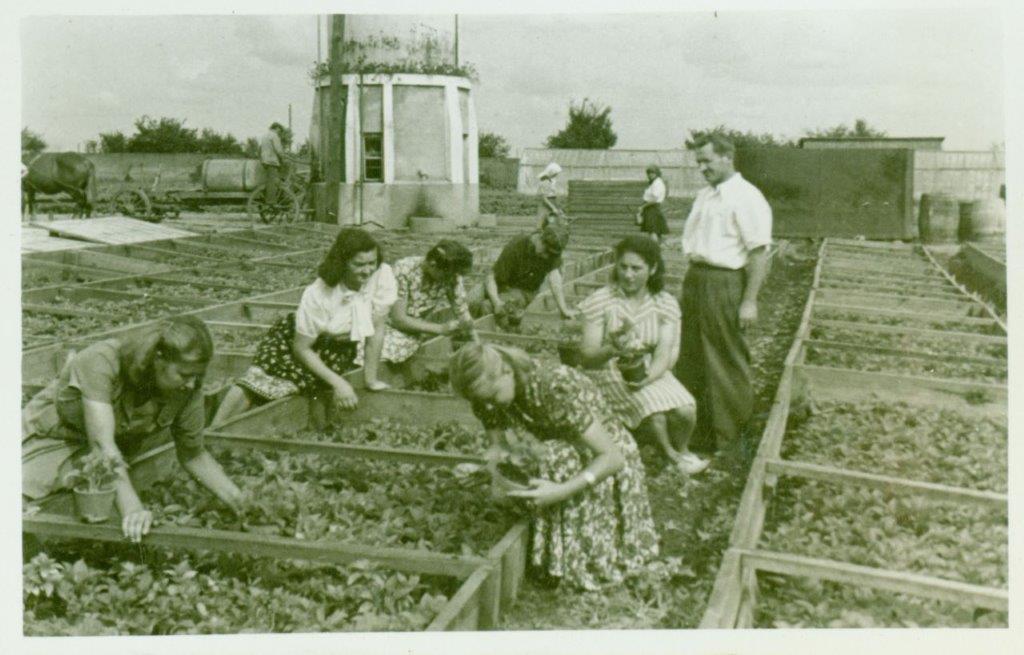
[675,135,772,456]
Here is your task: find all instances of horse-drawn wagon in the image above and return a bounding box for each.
[111,159,308,224]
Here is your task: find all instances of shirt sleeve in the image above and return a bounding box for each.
[65,344,119,403]
[735,187,773,251]
[578,287,607,325]
[657,292,681,323]
[371,263,398,315]
[452,275,470,316]
[172,390,206,459]
[294,283,326,339]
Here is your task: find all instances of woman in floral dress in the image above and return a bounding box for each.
[211,228,396,424]
[449,342,659,590]
[578,235,707,474]
[374,239,475,376]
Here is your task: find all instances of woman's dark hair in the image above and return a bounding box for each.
[646,164,668,198]
[426,239,473,277]
[611,235,666,293]
[121,315,214,388]
[317,228,383,287]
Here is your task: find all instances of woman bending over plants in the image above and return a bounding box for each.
[22,316,244,542]
[212,228,397,424]
[449,342,659,590]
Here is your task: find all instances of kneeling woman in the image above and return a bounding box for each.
[578,235,707,474]
[376,239,475,378]
[449,343,659,590]
[22,316,243,543]
[213,228,397,424]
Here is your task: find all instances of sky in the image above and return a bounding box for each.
[20,7,1006,154]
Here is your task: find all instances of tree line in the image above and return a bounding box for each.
[478,98,889,157]
[22,118,308,158]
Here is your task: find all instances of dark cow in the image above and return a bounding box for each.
[22,152,97,218]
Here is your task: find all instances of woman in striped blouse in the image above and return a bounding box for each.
[578,236,709,474]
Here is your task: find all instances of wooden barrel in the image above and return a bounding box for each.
[960,198,1006,239]
[918,193,960,243]
[201,159,265,192]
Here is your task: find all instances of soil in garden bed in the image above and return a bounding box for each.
[813,307,1004,336]
[103,279,262,304]
[497,248,818,629]
[760,478,1007,588]
[210,327,262,354]
[809,324,1006,359]
[754,572,1007,628]
[781,399,1007,493]
[289,417,489,453]
[804,343,1007,383]
[24,541,456,635]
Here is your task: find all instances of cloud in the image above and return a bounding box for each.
[233,16,316,69]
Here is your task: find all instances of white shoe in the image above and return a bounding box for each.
[676,452,710,475]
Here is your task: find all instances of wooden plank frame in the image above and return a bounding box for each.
[700,238,1008,629]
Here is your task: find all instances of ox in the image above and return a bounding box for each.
[22,152,97,218]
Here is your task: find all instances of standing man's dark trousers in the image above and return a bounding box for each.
[675,262,754,454]
[263,164,281,205]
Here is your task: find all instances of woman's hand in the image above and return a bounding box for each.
[625,370,662,390]
[332,378,359,410]
[506,478,569,508]
[122,505,153,543]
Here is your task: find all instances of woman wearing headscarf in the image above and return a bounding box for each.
[636,164,669,243]
[212,228,397,423]
[449,342,659,590]
[536,162,567,229]
[22,316,244,543]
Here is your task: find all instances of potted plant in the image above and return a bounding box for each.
[495,296,527,331]
[556,321,584,367]
[617,346,649,384]
[63,451,121,524]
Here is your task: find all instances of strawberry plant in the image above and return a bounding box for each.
[810,324,1006,359]
[761,478,1007,588]
[783,400,1006,492]
[23,547,453,635]
[755,572,1007,628]
[804,344,1006,383]
[63,451,121,493]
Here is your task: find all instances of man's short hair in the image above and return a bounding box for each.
[689,134,735,158]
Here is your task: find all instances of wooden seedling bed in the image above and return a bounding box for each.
[700,239,1008,629]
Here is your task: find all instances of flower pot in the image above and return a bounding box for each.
[557,343,582,367]
[73,487,117,524]
[617,358,647,384]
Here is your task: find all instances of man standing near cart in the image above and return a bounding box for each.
[675,134,772,458]
[259,122,288,206]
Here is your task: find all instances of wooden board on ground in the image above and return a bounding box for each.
[21,226,96,253]
[41,216,196,245]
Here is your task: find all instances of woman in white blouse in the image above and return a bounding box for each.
[636,165,669,244]
[211,228,397,424]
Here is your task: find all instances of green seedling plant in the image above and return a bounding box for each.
[63,451,121,493]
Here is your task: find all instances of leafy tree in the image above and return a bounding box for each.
[99,131,129,153]
[127,116,199,153]
[685,125,794,150]
[805,118,887,139]
[196,128,244,155]
[22,127,47,154]
[478,131,511,159]
[545,98,617,149]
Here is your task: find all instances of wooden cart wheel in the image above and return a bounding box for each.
[247,185,300,224]
[113,189,152,219]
